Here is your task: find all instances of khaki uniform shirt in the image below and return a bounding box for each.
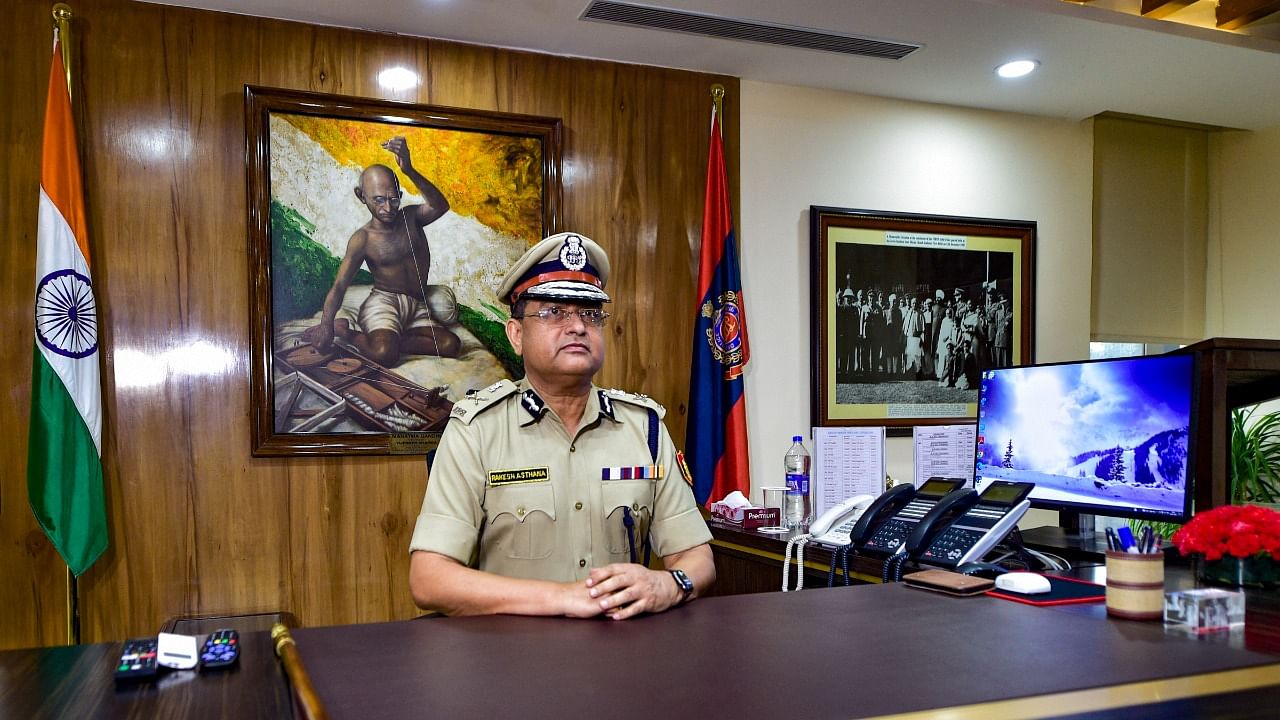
[409,379,712,582]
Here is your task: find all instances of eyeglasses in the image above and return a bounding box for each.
[516,305,610,327]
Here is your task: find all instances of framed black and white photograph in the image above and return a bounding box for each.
[245,86,562,455]
[810,207,1035,431]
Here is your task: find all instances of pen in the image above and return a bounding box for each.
[1117,526,1137,553]
[1105,527,1118,552]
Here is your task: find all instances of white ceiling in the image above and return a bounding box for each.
[145,0,1280,130]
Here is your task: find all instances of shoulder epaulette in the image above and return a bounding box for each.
[602,388,666,419]
[451,379,519,424]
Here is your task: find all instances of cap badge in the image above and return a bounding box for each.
[559,235,588,272]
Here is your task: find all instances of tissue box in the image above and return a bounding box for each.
[710,503,779,529]
[1163,588,1245,632]
[739,507,780,530]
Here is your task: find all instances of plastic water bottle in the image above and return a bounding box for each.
[784,435,811,531]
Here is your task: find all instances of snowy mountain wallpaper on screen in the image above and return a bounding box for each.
[974,355,1195,516]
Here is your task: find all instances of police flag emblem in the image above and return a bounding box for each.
[701,290,746,379]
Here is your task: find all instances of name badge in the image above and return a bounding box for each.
[601,465,664,481]
[488,467,550,486]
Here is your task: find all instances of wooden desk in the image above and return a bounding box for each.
[4,583,1279,719]
[0,628,290,718]
[287,583,1280,719]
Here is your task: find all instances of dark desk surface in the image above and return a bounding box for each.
[4,583,1279,719]
[0,629,290,719]
[293,583,1280,720]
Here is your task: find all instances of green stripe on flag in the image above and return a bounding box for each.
[28,349,107,577]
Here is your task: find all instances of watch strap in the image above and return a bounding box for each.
[670,569,694,604]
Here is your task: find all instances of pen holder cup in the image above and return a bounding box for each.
[1105,550,1165,621]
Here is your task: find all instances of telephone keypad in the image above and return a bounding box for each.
[922,527,986,561]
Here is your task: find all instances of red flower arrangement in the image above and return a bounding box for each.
[1171,504,1280,561]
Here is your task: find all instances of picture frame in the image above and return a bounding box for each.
[810,206,1035,432]
[245,86,562,456]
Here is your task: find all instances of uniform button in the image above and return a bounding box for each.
[574,501,583,511]
[632,502,639,511]
[570,445,576,452]
[579,559,587,568]
[516,506,526,517]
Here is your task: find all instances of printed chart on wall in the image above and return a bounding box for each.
[812,426,886,519]
[913,424,977,487]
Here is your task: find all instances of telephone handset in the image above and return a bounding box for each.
[900,488,979,557]
[844,483,917,547]
[913,480,1035,568]
[809,494,875,546]
[860,478,966,556]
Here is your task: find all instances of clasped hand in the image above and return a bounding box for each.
[563,563,679,620]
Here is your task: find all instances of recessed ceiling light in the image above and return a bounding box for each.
[377,66,419,91]
[995,60,1039,79]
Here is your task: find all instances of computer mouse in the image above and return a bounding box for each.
[994,572,1052,594]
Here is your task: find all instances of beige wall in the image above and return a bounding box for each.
[1208,124,1280,417]
[1208,124,1280,339]
[736,81,1093,528]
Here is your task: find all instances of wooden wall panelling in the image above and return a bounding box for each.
[255,20,433,629]
[157,7,293,630]
[0,0,74,650]
[2,0,738,648]
[68,1,270,642]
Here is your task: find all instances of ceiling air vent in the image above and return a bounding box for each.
[580,1,920,61]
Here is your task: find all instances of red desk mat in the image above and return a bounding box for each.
[987,574,1106,606]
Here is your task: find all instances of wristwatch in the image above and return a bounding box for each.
[670,569,694,604]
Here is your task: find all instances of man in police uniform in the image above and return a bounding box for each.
[408,232,715,620]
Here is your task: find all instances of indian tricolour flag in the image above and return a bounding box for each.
[28,38,107,577]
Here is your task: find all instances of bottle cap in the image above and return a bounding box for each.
[793,435,802,442]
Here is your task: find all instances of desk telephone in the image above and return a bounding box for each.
[810,483,917,548]
[861,478,969,556]
[914,480,1034,568]
[809,495,875,546]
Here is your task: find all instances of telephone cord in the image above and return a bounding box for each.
[882,553,907,584]
[782,534,812,592]
[828,544,855,588]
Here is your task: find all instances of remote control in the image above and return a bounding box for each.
[199,629,240,669]
[115,637,159,682]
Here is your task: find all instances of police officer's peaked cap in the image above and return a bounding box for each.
[497,232,611,305]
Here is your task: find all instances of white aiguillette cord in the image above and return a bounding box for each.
[782,534,813,592]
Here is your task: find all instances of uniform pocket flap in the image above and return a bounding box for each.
[601,480,654,520]
[487,483,556,524]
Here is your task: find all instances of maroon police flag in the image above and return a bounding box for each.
[685,97,751,506]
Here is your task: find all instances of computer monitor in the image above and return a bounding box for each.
[973,353,1197,523]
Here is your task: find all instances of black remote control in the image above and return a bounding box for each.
[199,628,240,669]
[115,637,159,682]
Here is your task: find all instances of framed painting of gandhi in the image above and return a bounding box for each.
[809,207,1035,434]
[245,86,562,456]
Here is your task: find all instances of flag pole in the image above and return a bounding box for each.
[53,4,73,99]
[52,2,82,645]
[710,83,724,129]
